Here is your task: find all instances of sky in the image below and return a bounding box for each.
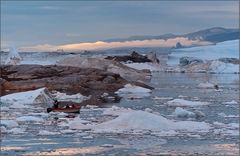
[1,1,239,49]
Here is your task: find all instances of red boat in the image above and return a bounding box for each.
[47,105,81,113]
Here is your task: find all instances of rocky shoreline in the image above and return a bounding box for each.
[0,63,153,106]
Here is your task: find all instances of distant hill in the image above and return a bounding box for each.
[183,27,239,43]
[105,27,239,43]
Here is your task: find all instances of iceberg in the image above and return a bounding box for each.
[5,47,22,65]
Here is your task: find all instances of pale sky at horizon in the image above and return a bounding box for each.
[1,1,239,48]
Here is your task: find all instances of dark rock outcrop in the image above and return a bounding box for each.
[0,64,127,97]
[105,51,159,63]
[57,56,151,81]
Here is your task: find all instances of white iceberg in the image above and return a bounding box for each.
[92,110,210,133]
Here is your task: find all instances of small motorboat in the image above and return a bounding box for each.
[47,105,81,113]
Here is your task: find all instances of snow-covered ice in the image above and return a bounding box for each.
[1,88,54,106]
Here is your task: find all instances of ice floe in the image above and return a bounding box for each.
[8,128,26,134]
[1,120,19,128]
[115,84,152,98]
[124,63,160,71]
[225,100,238,105]
[39,130,60,135]
[198,82,216,89]
[16,116,44,122]
[52,91,90,103]
[173,107,195,118]
[167,99,209,107]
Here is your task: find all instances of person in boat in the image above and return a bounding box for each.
[65,104,70,108]
[53,100,59,109]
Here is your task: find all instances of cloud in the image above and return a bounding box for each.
[19,37,211,52]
